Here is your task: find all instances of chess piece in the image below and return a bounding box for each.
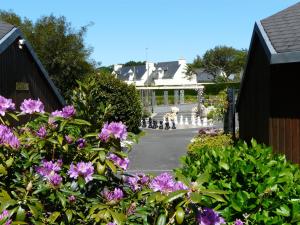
[203,117,208,127]
[142,118,147,128]
[197,116,201,126]
[159,120,164,129]
[171,120,176,129]
[165,118,170,130]
[185,117,189,125]
[179,115,184,125]
[148,117,153,128]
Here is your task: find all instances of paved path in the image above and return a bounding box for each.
[128,128,198,174]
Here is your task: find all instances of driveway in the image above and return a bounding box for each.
[128,128,199,174]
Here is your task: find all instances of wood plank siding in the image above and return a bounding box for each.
[0,39,62,112]
[268,63,300,164]
[238,33,270,145]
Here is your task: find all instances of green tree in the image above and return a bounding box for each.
[186,46,247,82]
[201,46,247,82]
[123,61,145,67]
[0,11,96,98]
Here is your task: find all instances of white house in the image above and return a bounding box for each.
[113,59,198,87]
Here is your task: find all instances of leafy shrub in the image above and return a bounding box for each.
[203,82,240,96]
[0,95,229,224]
[175,139,300,224]
[188,128,233,153]
[72,72,143,133]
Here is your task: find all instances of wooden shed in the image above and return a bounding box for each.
[237,3,300,163]
[0,21,65,111]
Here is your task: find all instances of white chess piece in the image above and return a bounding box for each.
[179,115,184,125]
[174,115,178,125]
[185,117,189,125]
[203,117,208,127]
[192,115,196,126]
[197,116,201,126]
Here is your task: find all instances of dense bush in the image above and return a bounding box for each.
[203,82,240,96]
[175,139,300,224]
[71,73,143,133]
[0,95,230,225]
[188,128,233,154]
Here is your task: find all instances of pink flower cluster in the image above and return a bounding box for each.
[36,126,47,138]
[20,98,45,114]
[0,125,20,149]
[124,173,149,191]
[149,172,188,194]
[68,162,94,183]
[102,188,124,202]
[36,160,63,187]
[107,153,129,170]
[0,210,11,225]
[0,95,15,116]
[98,121,127,142]
[51,105,76,119]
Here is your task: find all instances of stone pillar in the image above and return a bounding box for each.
[151,90,156,107]
[197,86,204,117]
[164,90,168,105]
[179,90,185,104]
[174,90,179,105]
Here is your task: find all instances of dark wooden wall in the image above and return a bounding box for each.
[269,63,300,164]
[238,33,270,145]
[0,39,63,112]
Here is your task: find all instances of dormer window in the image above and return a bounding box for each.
[158,67,164,79]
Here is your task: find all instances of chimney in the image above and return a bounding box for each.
[113,64,123,71]
[178,58,186,65]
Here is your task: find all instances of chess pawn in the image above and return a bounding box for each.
[179,115,184,125]
[174,115,178,125]
[197,116,201,126]
[185,117,189,125]
[203,117,208,127]
[159,121,164,129]
[191,115,196,126]
[171,120,176,129]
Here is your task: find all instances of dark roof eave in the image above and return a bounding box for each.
[0,28,66,106]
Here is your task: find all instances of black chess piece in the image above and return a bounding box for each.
[159,121,163,129]
[142,118,147,128]
[165,118,170,130]
[153,120,158,129]
[171,120,176,129]
[148,117,153,128]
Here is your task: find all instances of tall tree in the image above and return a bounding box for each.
[201,46,247,82]
[0,11,96,98]
[186,46,247,82]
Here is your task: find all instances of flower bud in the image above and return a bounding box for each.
[26,181,33,191]
[96,162,106,175]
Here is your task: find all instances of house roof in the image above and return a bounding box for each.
[0,21,14,40]
[237,2,300,109]
[116,65,146,81]
[0,20,65,106]
[261,2,300,54]
[152,61,180,79]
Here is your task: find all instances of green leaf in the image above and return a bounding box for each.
[175,207,185,224]
[196,173,209,185]
[57,135,64,145]
[65,209,72,222]
[109,210,125,225]
[0,164,7,175]
[28,204,40,218]
[220,161,229,170]
[72,119,91,126]
[105,159,117,173]
[56,191,66,208]
[48,211,60,223]
[7,112,19,121]
[275,205,290,217]
[92,174,108,181]
[5,157,14,168]
[83,133,98,138]
[156,214,167,225]
[190,192,203,204]
[163,190,187,203]
[16,206,26,221]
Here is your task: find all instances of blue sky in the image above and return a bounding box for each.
[1,0,299,66]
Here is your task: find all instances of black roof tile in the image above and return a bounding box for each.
[261,2,300,53]
[0,21,14,40]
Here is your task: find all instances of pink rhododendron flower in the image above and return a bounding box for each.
[51,105,76,119]
[20,98,44,114]
[0,95,15,116]
[107,153,129,170]
[98,121,127,142]
[196,208,225,225]
[36,126,47,138]
[0,125,20,149]
[102,188,124,202]
[68,161,94,183]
